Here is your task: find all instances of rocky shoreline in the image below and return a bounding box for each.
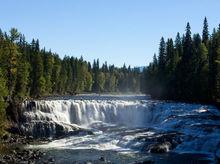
[0,134,55,164]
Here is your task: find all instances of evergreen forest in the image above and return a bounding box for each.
[1,17,220,135]
[0,27,141,135]
[144,17,220,106]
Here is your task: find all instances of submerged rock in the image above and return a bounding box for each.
[20,120,84,138]
[149,141,171,153]
[99,156,106,161]
[141,132,183,153]
[216,149,220,163]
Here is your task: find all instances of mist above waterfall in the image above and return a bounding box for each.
[21,95,151,132]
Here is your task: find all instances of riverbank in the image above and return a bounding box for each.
[0,134,55,163]
[1,95,220,163]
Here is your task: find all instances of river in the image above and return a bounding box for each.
[20,95,220,163]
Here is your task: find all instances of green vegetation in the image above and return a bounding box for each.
[1,17,220,136]
[0,27,142,135]
[144,18,220,105]
[0,69,8,137]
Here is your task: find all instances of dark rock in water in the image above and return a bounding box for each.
[20,119,86,139]
[55,124,66,137]
[149,142,171,153]
[99,156,105,161]
[7,126,21,134]
[141,131,183,153]
[216,149,220,163]
[26,101,36,111]
[27,135,34,140]
[48,157,55,163]
[3,155,11,160]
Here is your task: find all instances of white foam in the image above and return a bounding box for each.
[23,97,220,156]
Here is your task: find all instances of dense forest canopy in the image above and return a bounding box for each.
[0,28,142,98]
[0,27,142,134]
[144,17,220,105]
[1,17,220,136]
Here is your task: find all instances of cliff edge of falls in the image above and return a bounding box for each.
[19,96,149,138]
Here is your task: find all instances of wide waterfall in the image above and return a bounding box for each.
[20,95,220,163]
[20,95,153,137]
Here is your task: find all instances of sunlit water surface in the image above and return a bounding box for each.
[23,95,220,163]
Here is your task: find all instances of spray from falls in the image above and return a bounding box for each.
[21,96,220,161]
[20,98,156,138]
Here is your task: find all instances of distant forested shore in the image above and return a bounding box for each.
[144,17,220,107]
[1,17,220,136]
[0,27,142,136]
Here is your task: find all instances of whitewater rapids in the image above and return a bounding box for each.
[20,95,220,163]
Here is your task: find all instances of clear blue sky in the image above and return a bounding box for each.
[1,0,220,67]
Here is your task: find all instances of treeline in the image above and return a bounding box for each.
[0,28,141,132]
[144,17,220,105]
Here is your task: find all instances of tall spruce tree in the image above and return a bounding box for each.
[202,17,209,47]
[157,37,166,97]
[33,52,45,97]
[158,37,166,72]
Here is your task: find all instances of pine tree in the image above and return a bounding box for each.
[84,71,93,92]
[15,55,30,100]
[156,37,166,97]
[51,55,61,93]
[153,54,158,66]
[97,72,105,92]
[213,31,220,103]
[92,59,100,92]
[158,37,166,72]
[1,39,20,99]
[196,43,208,101]
[202,17,209,47]
[10,28,20,43]
[175,32,183,58]
[178,22,193,99]
[32,53,45,97]
[166,39,175,73]
[43,51,54,94]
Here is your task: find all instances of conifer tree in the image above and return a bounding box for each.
[202,17,209,47]
[158,37,166,72]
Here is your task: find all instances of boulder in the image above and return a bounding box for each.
[149,142,171,153]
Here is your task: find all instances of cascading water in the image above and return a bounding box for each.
[21,95,220,163]
[21,96,153,137]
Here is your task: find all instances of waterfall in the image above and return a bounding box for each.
[22,96,220,162]
[20,98,154,138]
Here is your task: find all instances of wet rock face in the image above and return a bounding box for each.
[19,100,85,138]
[141,132,183,153]
[20,121,81,138]
[149,142,172,153]
[19,98,151,139]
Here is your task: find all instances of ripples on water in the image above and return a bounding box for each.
[23,95,220,163]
